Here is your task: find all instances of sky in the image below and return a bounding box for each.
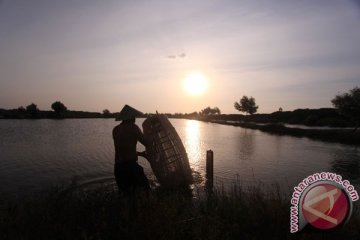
[0,0,360,114]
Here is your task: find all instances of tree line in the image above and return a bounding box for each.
[0,86,358,128]
[0,101,114,119]
[169,86,359,129]
[230,86,359,128]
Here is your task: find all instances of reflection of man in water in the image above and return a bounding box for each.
[112,105,150,193]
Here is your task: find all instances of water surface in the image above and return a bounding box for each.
[0,119,359,196]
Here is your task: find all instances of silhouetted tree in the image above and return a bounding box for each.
[279,107,283,112]
[102,109,111,118]
[331,86,360,131]
[188,111,199,117]
[51,101,67,114]
[200,106,221,115]
[17,106,26,118]
[234,96,258,115]
[26,103,39,118]
[17,106,26,113]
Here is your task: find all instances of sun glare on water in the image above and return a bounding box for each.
[183,71,208,96]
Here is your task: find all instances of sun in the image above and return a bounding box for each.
[183,71,208,96]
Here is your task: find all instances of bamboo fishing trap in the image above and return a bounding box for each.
[143,114,193,188]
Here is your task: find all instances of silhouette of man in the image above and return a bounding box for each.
[112,105,150,193]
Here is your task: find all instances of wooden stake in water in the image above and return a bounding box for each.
[206,150,214,189]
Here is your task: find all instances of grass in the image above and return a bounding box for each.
[0,183,359,240]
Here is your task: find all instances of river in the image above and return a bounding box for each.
[0,118,359,196]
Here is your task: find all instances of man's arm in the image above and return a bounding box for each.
[137,150,148,159]
[112,128,120,161]
[136,126,150,160]
[136,125,149,147]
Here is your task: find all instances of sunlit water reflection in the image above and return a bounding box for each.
[0,119,359,196]
[184,120,202,170]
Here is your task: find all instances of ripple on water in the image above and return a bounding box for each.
[0,119,359,196]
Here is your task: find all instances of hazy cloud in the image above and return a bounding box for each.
[167,52,186,59]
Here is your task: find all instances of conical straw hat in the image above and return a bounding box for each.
[115,104,143,121]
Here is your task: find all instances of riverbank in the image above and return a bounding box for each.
[168,108,354,128]
[197,119,360,146]
[1,184,359,239]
